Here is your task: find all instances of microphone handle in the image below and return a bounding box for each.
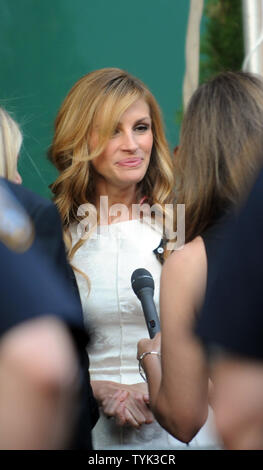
[139,288,160,338]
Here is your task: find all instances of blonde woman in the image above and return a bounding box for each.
[0,107,22,183]
[137,71,263,447]
[47,68,197,449]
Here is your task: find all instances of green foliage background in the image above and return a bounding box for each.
[176,0,244,128]
[200,0,244,83]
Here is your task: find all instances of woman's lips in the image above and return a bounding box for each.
[117,158,143,167]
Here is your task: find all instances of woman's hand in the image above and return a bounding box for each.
[91,380,154,428]
[137,332,161,360]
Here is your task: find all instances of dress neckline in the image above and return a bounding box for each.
[100,218,141,227]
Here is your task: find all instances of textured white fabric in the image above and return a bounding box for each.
[70,219,221,450]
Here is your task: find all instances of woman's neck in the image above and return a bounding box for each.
[94,181,140,225]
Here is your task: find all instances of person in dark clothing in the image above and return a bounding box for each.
[137,71,263,447]
[0,106,98,448]
[195,168,263,449]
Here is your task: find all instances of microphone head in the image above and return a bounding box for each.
[131,268,154,298]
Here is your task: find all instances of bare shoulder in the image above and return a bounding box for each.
[161,237,207,313]
[163,236,207,278]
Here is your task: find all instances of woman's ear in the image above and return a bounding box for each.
[13,170,22,185]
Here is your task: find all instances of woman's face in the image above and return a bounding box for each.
[90,99,153,190]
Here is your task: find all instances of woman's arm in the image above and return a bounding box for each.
[138,236,209,443]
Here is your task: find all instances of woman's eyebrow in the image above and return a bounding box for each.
[133,116,152,125]
[117,116,152,127]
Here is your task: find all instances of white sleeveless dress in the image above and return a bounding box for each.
[70,219,221,450]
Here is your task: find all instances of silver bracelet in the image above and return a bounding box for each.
[138,351,161,382]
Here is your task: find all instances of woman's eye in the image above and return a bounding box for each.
[135,124,150,133]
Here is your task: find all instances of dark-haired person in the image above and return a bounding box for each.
[137,71,263,448]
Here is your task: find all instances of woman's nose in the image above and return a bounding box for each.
[120,131,138,152]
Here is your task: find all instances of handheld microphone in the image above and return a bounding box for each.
[131,268,160,338]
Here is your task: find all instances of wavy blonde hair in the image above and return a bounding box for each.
[49,68,175,261]
[0,107,22,180]
[175,71,263,243]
